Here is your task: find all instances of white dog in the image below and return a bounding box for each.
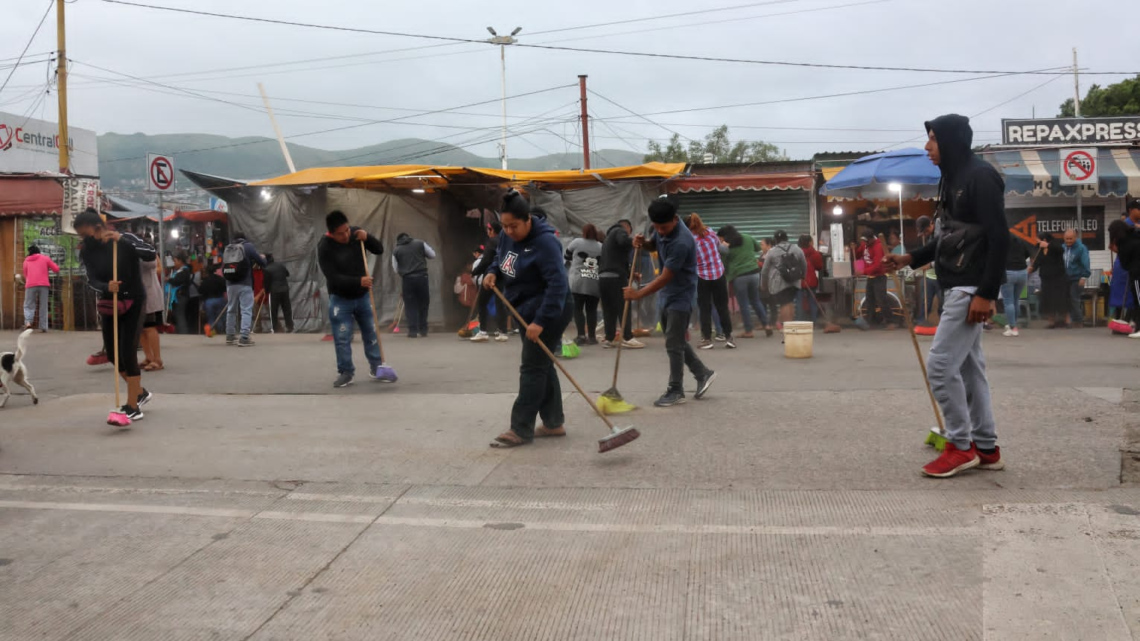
[1,329,38,408]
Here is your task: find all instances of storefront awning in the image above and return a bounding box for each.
[983,147,1140,197]
[249,163,686,188]
[0,176,62,217]
[666,173,813,194]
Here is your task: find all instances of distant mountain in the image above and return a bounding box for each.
[97,132,645,199]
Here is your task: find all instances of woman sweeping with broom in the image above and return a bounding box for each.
[485,190,573,448]
[74,208,156,421]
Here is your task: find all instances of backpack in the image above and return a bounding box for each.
[222,242,249,282]
[776,245,805,283]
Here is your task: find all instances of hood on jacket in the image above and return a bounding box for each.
[521,216,558,245]
[396,233,412,245]
[25,253,50,264]
[924,114,974,177]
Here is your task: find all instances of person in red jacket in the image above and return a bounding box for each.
[852,228,895,329]
[796,235,825,323]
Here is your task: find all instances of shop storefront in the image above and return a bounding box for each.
[667,166,815,240]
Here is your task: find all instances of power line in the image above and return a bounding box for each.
[98,0,1139,76]
[528,0,801,35]
[0,0,54,98]
[587,89,692,142]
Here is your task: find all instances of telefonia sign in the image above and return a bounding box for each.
[0,111,98,176]
[1002,117,1140,146]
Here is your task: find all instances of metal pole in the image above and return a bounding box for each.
[1073,48,1082,235]
[579,75,590,170]
[500,44,508,170]
[258,83,296,173]
[56,0,69,174]
[898,188,905,251]
[158,193,166,314]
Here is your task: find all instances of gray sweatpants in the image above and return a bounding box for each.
[926,289,998,451]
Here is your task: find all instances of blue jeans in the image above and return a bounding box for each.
[225,283,255,337]
[795,288,819,323]
[204,297,227,334]
[1000,270,1027,327]
[329,294,383,376]
[23,285,50,329]
[731,272,767,331]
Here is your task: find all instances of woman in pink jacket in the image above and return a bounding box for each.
[22,246,60,332]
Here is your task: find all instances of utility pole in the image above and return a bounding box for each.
[579,75,590,170]
[56,0,74,330]
[258,83,296,173]
[486,26,521,170]
[56,0,69,174]
[1073,47,1083,237]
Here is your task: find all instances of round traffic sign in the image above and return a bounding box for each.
[1063,150,1095,182]
[149,156,174,191]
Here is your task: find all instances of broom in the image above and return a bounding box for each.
[106,239,131,427]
[891,272,947,450]
[492,285,639,453]
[457,282,480,338]
[598,247,640,415]
[362,242,398,382]
[804,287,842,334]
[204,301,231,338]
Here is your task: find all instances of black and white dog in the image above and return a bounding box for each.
[1,329,38,408]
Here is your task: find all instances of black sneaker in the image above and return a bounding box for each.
[724,336,737,349]
[574,336,588,346]
[654,389,687,407]
[695,371,717,400]
[238,336,255,347]
[137,388,154,407]
[121,405,144,421]
[333,372,354,388]
[226,335,236,346]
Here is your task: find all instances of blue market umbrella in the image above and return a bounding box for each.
[821,147,942,245]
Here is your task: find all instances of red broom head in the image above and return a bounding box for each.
[597,426,640,453]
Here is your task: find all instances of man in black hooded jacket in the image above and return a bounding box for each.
[885,114,1010,479]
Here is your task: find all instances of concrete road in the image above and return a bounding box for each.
[1,327,1138,640]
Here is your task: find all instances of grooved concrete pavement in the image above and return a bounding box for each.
[0,329,1138,639]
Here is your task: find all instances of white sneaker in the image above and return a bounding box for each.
[1002,326,1014,337]
[1130,331,1140,339]
[494,332,509,342]
[620,338,646,349]
[1010,327,1019,337]
[470,332,490,343]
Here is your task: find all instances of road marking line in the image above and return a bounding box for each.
[0,499,254,519]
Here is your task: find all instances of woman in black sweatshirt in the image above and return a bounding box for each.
[74,209,156,419]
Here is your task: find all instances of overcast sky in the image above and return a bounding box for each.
[3,0,1138,164]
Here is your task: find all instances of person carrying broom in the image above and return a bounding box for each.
[318,211,385,389]
[485,190,573,448]
[883,114,1009,478]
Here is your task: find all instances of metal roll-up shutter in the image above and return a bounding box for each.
[672,190,811,241]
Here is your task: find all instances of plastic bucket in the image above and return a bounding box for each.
[783,321,814,359]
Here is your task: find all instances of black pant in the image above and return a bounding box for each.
[401,273,430,336]
[599,276,631,342]
[510,300,572,440]
[172,301,191,334]
[270,291,294,332]
[865,276,889,325]
[697,276,733,339]
[101,299,144,377]
[572,293,599,339]
[476,285,508,334]
[1127,275,1140,326]
[662,309,709,393]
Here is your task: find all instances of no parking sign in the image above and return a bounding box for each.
[1059,148,1098,187]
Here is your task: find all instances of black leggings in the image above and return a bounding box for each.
[571,293,599,339]
[599,277,632,342]
[476,286,508,334]
[101,300,145,376]
[1127,276,1140,326]
[697,276,733,339]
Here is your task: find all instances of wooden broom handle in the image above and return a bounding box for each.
[361,241,386,362]
[611,246,642,388]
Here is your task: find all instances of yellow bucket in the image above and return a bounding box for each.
[783,321,814,359]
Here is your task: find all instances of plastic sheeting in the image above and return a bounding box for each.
[531,181,657,240]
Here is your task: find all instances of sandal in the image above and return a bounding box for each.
[535,425,566,438]
[490,431,530,448]
[144,362,164,371]
[140,359,152,368]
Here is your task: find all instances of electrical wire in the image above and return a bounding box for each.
[97,0,1139,76]
[1,0,54,98]
[587,89,692,141]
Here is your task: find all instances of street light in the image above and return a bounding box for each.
[888,182,904,246]
[832,205,843,216]
[486,26,521,170]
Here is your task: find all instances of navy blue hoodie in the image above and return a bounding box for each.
[488,217,567,328]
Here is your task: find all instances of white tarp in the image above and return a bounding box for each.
[0,111,98,176]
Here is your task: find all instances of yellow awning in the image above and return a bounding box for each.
[250,162,686,188]
[821,166,847,181]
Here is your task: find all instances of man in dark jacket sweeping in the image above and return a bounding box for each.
[885,114,1010,478]
[392,232,436,338]
[318,210,385,388]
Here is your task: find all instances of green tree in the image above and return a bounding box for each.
[644,125,785,164]
[1058,74,1140,117]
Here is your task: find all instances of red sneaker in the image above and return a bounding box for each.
[975,445,1004,470]
[922,443,980,478]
